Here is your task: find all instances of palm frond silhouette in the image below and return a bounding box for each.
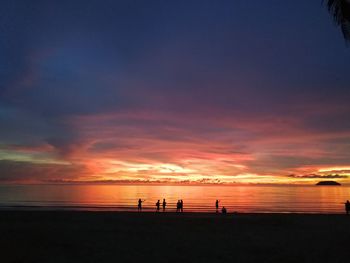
[325,0,350,42]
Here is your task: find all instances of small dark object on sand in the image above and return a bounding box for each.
[222,207,227,214]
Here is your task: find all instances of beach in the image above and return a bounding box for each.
[1,211,350,263]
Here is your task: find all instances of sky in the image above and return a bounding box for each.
[1,0,350,185]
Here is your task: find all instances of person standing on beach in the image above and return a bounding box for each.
[176,200,180,212]
[180,200,184,212]
[162,199,167,212]
[156,200,160,212]
[138,199,145,212]
[215,200,220,213]
[345,200,350,215]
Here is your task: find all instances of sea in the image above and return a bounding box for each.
[0,184,349,214]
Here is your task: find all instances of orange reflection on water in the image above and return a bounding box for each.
[0,184,349,213]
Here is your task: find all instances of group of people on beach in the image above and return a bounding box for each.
[137,198,350,215]
[138,198,227,213]
[141,199,184,212]
[140,199,350,214]
[216,199,227,214]
[155,199,167,212]
[139,198,168,212]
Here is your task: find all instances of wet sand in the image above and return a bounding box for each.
[1,211,350,263]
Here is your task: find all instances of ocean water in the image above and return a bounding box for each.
[0,184,349,213]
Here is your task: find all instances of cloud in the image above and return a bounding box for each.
[288,174,348,179]
[0,160,88,183]
[2,105,350,184]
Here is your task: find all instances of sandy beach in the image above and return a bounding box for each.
[1,211,350,263]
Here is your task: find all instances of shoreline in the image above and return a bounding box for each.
[0,206,347,214]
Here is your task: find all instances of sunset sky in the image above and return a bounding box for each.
[1,0,350,185]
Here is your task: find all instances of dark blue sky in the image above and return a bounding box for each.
[0,0,350,184]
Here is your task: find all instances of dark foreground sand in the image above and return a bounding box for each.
[1,211,350,263]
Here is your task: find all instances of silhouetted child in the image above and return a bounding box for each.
[138,199,145,211]
[221,206,227,214]
[162,199,167,212]
[215,200,220,212]
[156,200,160,212]
[345,200,350,215]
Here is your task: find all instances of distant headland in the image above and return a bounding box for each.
[316,181,341,186]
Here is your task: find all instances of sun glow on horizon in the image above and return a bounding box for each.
[1,143,350,185]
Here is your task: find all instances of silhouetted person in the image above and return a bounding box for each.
[215,200,220,213]
[162,199,167,212]
[156,200,160,212]
[176,200,180,212]
[222,206,227,214]
[138,199,145,211]
[180,200,183,212]
[345,200,350,215]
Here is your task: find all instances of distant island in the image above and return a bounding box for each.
[316,181,341,186]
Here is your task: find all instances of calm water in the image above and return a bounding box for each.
[0,184,349,213]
